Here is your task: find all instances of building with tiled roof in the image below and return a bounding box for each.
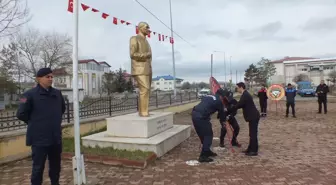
[152,75,183,91]
[270,56,336,86]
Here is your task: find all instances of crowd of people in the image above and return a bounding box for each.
[192,80,330,163]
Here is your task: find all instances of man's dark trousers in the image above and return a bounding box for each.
[31,144,62,185]
[247,119,259,153]
[318,96,327,113]
[220,116,239,144]
[192,111,213,154]
[286,102,295,116]
[260,100,267,114]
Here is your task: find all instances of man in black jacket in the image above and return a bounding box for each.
[257,85,268,117]
[316,80,329,114]
[235,82,260,156]
[16,68,66,185]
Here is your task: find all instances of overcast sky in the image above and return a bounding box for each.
[25,0,336,82]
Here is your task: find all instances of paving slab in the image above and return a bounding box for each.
[1,101,336,185]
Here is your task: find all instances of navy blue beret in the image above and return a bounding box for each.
[36,68,53,77]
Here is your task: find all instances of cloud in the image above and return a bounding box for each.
[12,0,336,82]
[302,16,336,32]
[238,21,302,42]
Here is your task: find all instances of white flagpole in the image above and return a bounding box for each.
[169,0,177,98]
[72,0,84,184]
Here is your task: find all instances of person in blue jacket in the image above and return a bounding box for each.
[285,83,296,118]
[16,68,66,185]
[191,88,229,163]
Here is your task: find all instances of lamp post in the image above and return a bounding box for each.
[213,50,226,86]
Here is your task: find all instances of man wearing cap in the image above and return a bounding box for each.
[191,88,229,163]
[285,83,296,118]
[16,68,66,185]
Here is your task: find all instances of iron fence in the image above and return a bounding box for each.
[0,91,198,132]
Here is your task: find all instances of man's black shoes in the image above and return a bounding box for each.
[245,151,258,156]
[198,155,214,163]
[207,150,217,157]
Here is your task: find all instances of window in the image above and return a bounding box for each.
[92,74,96,89]
[156,82,159,85]
[169,82,172,84]
[164,82,167,84]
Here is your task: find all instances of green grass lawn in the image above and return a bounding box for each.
[62,126,153,161]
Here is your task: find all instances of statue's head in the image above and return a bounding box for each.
[138,22,150,36]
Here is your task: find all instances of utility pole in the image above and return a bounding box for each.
[211,54,213,77]
[230,56,232,82]
[224,53,226,83]
[236,70,238,84]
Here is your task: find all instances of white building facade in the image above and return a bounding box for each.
[152,75,183,91]
[53,59,111,98]
[271,57,336,86]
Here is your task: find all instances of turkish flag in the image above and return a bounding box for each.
[120,20,126,24]
[170,37,174,44]
[162,35,165,41]
[158,34,161,41]
[81,4,90,11]
[135,26,139,34]
[67,0,73,12]
[113,17,118,25]
[92,8,99,12]
[147,31,151,38]
[102,13,109,19]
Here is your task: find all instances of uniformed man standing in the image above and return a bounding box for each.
[316,80,329,114]
[191,88,229,163]
[285,83,296,118]
[16,68,65,185]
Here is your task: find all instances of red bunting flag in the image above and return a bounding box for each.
[158,34,161,41]
[113,17,118,25]
[147,32,151,38]
[161,35,165,41]
[92,8,99,12]
[81,4,90,11]
[126,22,131,25]
[135,26,139,34]
[170,37,174,44]
[102,13,109,19]
[153,32,156,35]
[120,20,125,24]
[67,0,73,12]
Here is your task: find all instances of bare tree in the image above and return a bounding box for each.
[293,74,310,83]
[6,28,73,79]
[0,0,30,38]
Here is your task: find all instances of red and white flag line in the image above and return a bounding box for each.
[67,0,174,44]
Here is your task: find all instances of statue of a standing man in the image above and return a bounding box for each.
[129,22,152,117]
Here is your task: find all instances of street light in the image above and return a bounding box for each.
[230,56,232,82]
[213,50,226,84]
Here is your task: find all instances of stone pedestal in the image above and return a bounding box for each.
[82,112,191,157]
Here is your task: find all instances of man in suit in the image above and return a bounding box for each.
[129,22,152,117]
[235,82,260,156]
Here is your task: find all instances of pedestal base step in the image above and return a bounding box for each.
[82,125,191,157]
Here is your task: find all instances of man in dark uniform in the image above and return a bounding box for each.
[218,94,241,148]
[316,80,329,114]
[258,85,268,117]
[16,68,66,185]
[285,83,296,118]
[235,82,260,156]
[191,88,229,163]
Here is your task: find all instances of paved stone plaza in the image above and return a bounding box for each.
[1,100,336,185]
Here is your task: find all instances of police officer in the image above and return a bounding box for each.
[191,88,228,163]
[218,94,241,148]
[16,68,65,185]
[316,80,329,114]
[285,83,296,118]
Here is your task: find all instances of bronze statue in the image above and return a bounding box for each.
[129,22,152,117]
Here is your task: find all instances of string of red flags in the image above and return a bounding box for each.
[67,0,174,44]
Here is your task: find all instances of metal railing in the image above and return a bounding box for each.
[0,91,198,132]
